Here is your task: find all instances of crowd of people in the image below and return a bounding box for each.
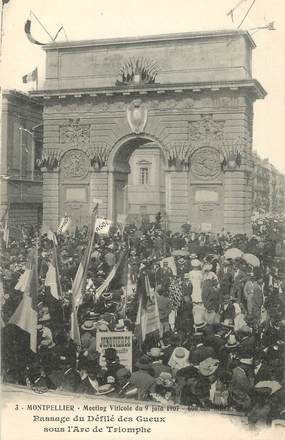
[1,212,285,428]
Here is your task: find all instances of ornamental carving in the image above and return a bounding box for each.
[116,57,159,86]
[36,148,63,170]
[191,147,221,179]
[60,149,89,179]
[126,99,148,134]
[87,143,112,169]
[165,142,191,170]
[59,119,90,146]
[189,114,225,149]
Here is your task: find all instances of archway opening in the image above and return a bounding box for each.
[110,136,168,227]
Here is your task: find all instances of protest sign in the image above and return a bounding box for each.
[96,331,133,371]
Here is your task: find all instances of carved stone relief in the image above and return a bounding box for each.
[60,149,90,179]
[59,118,90,146]
[191,147,221,179]
[188,114,225,150]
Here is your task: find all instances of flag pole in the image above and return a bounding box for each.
[237,0,256,29]
[30,10,53,41]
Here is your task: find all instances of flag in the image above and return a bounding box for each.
[47,228,58,246]
[95,251,127,300]
[45,248,62,300]
[57,215,71,234]
[2,0,10,5]
[24,19,44,45]
[9,247,38,352]
[22,67,38,84]
[135,273,161,347]
[70,207,97,346]
[3,213,9,248]
[15,268,32,292]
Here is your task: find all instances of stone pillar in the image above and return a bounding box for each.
[90,169,108,218]
[223,169,251,235]
[166,170,189,231]
[42,168,59,231]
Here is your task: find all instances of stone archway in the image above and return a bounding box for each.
[107,133,169,225]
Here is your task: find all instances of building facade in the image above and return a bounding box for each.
[252,151,285,215]
[30,30,267,234]
[0,90,43,235]
[127,144,166,221]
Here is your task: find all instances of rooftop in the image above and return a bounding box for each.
[42,29,256,51]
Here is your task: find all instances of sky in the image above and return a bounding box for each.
[1,0,285,172]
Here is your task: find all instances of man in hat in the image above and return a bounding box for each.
[80,320,99,361]
[168,347,190,373]
[156,289,172,336]
[189,332,217,365]
[130,355,155,400]
[112,367,134,397]
[231,260,247,303]
[248,276,264,325]
[176,257,190,277]
[103,348,125,378]
[201,263,222,322]
[176,291,194,336]
[148,347,171,378]
[229,355,255,411]
[76,361,107,395]
[186,259,203,304]
[236,327,255,358]
[161,332,181,365]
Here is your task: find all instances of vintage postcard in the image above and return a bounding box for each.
[1,0,284,439]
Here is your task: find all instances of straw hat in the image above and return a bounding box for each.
[191,259,201,268]
[102,292,112,301]
[239,358,254,365]
[194,320,207,330]
[96,320,109,332]
[114,323,126,332]
[81,320,97,332]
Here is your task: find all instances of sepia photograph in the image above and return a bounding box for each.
[0,0,285,439]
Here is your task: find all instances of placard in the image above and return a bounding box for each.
[96,331,133,372]
[94,218,112,235]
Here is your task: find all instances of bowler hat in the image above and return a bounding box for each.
[103,348,117,362]
[225,334,239,349]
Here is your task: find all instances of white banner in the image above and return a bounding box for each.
[95,218,112,235]
[96,331,133,372]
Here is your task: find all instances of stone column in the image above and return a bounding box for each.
[166,169,189,231]
[42,167,59,231]
[89,168,108,218]
[223,169,251,235]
